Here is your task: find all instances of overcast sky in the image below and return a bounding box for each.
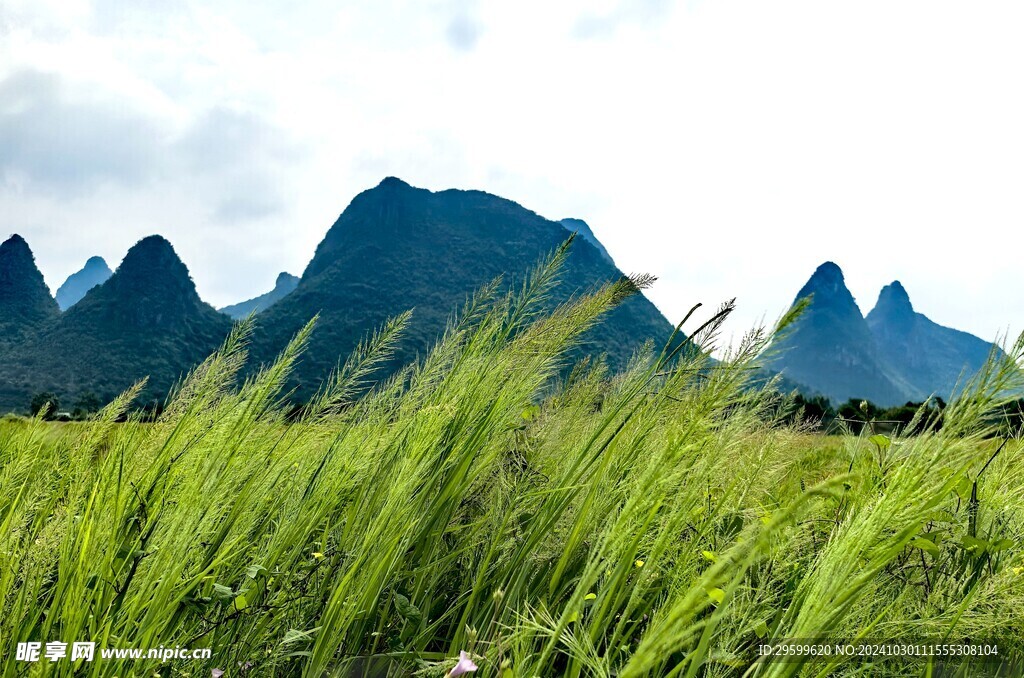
[2,0,1021,348]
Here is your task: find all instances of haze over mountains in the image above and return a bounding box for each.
[0,178,1003,413]
[770,262,997,406]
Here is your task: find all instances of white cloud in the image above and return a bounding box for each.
[0,0,1021,348]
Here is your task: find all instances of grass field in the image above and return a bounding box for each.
[2,251,1023,677]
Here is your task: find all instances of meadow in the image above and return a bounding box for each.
[1,248,1022,677]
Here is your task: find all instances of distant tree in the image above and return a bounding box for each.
[72,391,102,419]
[800,394,835,424]
[991,398,1024,438]
[783,393,836,429]
[880,400,945,434]
[833,398,945,436]
[837,398,882,420]
[881,401,919,428]
[29,392,60,419]
[836,398,883,434]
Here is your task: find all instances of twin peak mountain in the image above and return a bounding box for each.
[768,261,995,406]
[0,178,996,411]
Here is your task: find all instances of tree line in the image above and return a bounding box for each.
[785,393,1024,437]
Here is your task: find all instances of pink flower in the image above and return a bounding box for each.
[447,650,478,676]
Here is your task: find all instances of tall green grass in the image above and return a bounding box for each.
[1,244,1022,677]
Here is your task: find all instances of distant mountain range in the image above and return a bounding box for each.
[0,236,231,410]
[220,272,299,319]
[770,262,996,406]
[55,256,112,310]
[0,179,1003,413]
[559,218,614,265]
[0,178,674,412]
[866,280,994,402]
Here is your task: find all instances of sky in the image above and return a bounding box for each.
[1,0,1022,350]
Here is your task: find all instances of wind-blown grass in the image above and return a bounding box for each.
[1,244,1022,677]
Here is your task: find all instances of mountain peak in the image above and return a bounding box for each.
[560,218,614,264]
[560,217,590,229]
[90,235,205,320]
[794,261,854,307]
[4,236,230,410]
[115,235,193,284]
[868,279,995,400]
[0,233,60,342]
[275,271,299,287]
[219,271,300,319]
[1,234,43,288]
[872,281,914,316]
[1,234,44,282]
[1,233,31,256]
[772,260,911,406]
[809,260,844,284]
[122,235,178,264]
[254,178,675,402]
[1,235,39,276]
[56,255,114,310]
[377,176,413,190]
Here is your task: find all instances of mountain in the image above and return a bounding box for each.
[560,218,614,264]
[220,272,299,319]
[867,281,996,401]
[768,262,911,406]
[252,177,675,401]
[0,236,232,412]
[55,256,113,310]
[0,234,59,349]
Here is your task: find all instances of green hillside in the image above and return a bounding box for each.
[0,236,232,411]
[251,177,676,401]
[0,234,59,351]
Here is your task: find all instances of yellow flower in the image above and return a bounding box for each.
[584,592,597,601]
[635,559,645,568]
[312,552,325,560]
